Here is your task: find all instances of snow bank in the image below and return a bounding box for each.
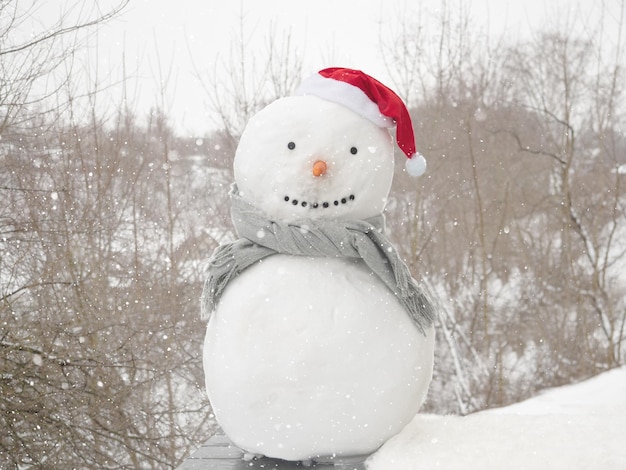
[366,367,626,469]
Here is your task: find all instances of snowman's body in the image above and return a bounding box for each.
[203,94,435,461]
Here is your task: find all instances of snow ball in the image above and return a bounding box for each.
[97,381,104,388]
[256,229,266,239]
[195,138,203,146]
[368,146,377,153]
[299,225,310,234]
[51,192,58,201]
[32,354,43,366]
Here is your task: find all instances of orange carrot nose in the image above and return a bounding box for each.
[312,160,328,177]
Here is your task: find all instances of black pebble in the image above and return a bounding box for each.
[349,194,355,200]
[323,202,329,208]
[341,198,347,204]
[301,201,307,207]
[284,196,290,202]
[292,199,298,205]
[312,203,319,208]
[333,200,339,206]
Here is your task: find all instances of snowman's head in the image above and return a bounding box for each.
[234,95,395,222]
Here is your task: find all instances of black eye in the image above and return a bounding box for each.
[350,146,358,155]
[287,141,296,150]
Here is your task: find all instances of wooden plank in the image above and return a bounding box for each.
[177,434,367,470]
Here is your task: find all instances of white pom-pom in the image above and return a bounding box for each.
[405,153,427,177]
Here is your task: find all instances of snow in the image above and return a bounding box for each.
[366,366,626,469]
[204,255,435,461]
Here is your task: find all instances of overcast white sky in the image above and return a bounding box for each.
[89,0,605,135]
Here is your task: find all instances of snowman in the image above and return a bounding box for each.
[201,67,436,463]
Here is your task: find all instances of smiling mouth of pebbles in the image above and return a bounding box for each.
[283,194,355,209]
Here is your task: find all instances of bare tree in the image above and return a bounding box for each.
[0,2,233,466]
[0,0,128,134]
[382,0,626,414]
[502,0,626,373]
[0,95,227,467]
[190,11,303,154]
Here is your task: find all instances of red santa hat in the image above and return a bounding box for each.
[294,67,426,177]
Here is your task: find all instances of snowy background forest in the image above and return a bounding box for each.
[1,0,625,468]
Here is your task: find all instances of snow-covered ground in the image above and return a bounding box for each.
[366,366,626,469]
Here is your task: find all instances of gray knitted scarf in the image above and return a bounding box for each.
[201,185,436,335]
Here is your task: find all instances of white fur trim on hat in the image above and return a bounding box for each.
[295,73,395,129]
